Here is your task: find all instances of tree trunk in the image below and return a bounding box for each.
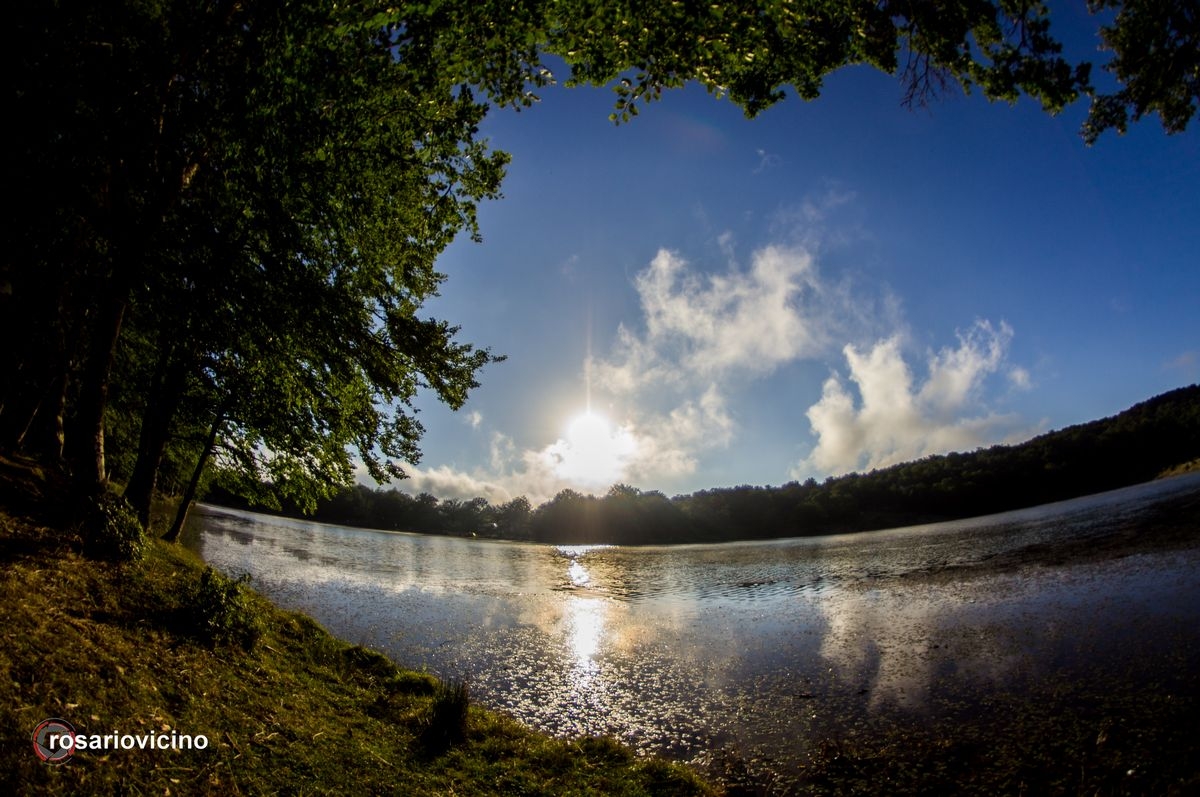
[22,372,68,464]
[0,353,66,461]
[65,286,127,494]
[125,348,190,528]
[2,224,90,467]
[164,409,224,543]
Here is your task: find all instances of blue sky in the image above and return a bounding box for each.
[390,34,1199,506]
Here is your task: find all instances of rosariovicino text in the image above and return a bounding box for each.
[49,729,209,752]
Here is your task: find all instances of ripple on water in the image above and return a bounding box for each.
[185,475,1200,788]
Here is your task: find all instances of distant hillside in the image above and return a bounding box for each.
[208,385,1200,544]
[665,383,1200,544]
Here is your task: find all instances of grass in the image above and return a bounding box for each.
[0,501,713,796]
[1159,457,1200,478]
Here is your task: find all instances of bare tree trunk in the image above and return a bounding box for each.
[164,409,224,543]
[125,348,189,528]
[65,287,127,494]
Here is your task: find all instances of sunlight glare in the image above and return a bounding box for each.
[550,410,637,488]
[568,597,606,668]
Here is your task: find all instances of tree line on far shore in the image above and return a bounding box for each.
[205,384,1200,545]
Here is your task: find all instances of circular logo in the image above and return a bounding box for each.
[32,718,77,765]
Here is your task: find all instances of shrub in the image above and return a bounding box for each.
[186,567,263,651]
[421,679,470,754]
[83,492,146,562]
[388,671,438,696]
[342,645,399,682]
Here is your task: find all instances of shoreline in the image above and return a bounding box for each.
[0,506,712,795]
[899,476,1200,585]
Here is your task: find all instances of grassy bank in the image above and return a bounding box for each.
[0,505,712,795]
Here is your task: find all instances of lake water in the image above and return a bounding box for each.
[183,473,1200,786]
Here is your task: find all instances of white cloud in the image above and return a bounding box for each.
[799,320,1034,476]
[623,245,829,377]
[585,244,867,490]
[591,243,871,394]
[402,312,1035,502]
[392,244,852,502]
[394,231,1034,503]
[753,147,782,174]
[465,410,483,429]
[387,432,561,505]
[398,464,514,505]
[1008,365,1033,391]
[1165,350,1199,380]
[624,386,735,484]
[397,427,639,506]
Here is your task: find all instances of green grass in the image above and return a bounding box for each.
[0,507,712,796]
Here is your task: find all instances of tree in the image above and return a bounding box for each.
[1083,0,1200,142]
[5,0,1193,533]
[6,1,515,513]
[544,0,1195,140]
[548,0,1087,120]
[494,496,534,539]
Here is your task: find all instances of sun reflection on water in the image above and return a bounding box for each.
[568,597,606,668]
[556,548,614,689]
[567,560,590,587]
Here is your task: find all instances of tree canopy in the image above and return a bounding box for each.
[3,0,1194,536]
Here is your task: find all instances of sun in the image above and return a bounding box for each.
[551,410,637,488]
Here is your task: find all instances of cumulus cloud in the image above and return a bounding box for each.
[401,398,732,505]
[799,320,1034,476]
[390,243,858,502]
[386,432,553,505]
[397,427,640,506]
[622,385,735,483]
[591,243,880,392]
[585,244,870,488]
[618,245,829,378]
[391,234,1035,503]
[398,463,513,505]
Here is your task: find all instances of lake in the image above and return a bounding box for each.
[183,473,1200,789]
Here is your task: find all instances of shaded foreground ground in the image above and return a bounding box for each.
[3,473,1200,794]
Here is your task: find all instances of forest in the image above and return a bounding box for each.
[205,384,1200,545]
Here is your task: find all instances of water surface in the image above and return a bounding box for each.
[184,474,1200,782]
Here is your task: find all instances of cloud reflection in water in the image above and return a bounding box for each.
[186,477,1200,786]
